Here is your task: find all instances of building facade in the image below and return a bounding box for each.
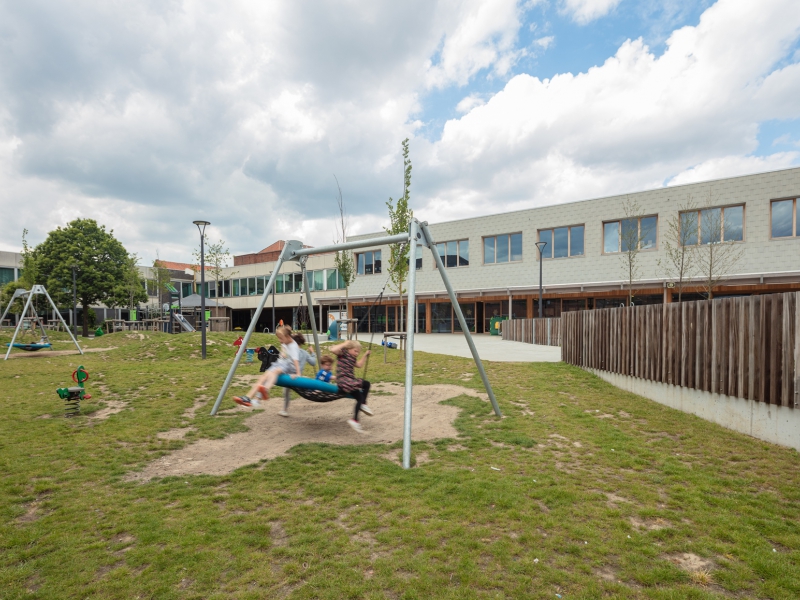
[0,251,22,287]
[4,168,798,334]
[329,167,800,333]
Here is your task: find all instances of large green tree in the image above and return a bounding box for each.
[33,219,132,337]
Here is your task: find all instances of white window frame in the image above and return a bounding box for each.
[680,204,746,245]
[770,198,798,240]
[602,215,658,254]
[538,225,585,259]
[436,239,469,268]
[356,250,382,275]
[482,233,523,265]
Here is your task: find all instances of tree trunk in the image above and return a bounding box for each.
[81,302,89,337]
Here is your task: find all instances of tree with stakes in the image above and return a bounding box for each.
[150,254,173,316]
[384,138,414,327]
[110,252,148,314]
[193,237,235,299]
[618,197,655,306]
[657,197,699,303]
[695,195,744,300]
[333,175,356,315]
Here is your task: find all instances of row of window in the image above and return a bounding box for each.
[353,198,798,273]
[159,268,346,299]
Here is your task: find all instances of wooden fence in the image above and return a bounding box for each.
[562,292,799,408]
[501,317,561,347]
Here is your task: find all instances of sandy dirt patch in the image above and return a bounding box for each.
[667,552,714,572]
[6,347,116,359]
[129,383,485,480]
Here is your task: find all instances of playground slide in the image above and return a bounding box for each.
[173,313,196,332]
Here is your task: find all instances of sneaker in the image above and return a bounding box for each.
[234,396,252,407]
[251,397,261,407]
[256,385,270,401]
[278,410,289,417]
[360,405,374,417]
[347,419,364,433]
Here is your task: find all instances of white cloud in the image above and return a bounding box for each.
[0,0,533,262]
[561,0,623,25]
[421,0,800,217]
[456,94,486,113]
[424,0,528,88]
[1,0,799,265]
[667,153,799,186]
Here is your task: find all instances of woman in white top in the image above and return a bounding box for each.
[234,325,300,407]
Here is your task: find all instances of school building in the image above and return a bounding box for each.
[2,167,799,333]
[326,166,800,333]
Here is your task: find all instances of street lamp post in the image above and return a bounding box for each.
[71,265,78,337]
[534,242,547,319]
[193,220,211,359]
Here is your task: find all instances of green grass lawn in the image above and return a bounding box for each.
[1,329,798,599]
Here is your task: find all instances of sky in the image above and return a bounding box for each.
[1,0,799,265]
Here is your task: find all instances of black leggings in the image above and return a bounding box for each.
[351,380,371,421]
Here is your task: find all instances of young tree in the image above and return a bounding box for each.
[657,197,698,303]
[110,253,148,310]
[696,201,744,300]
[333,175,356,315]
[193,237,234,298]
[618,197,655,306]
[150,254,173,313]
[17,229,47,316]
[384,138,414,326]
[32,219,132,337]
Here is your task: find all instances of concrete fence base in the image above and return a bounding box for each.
[587,368,800,452]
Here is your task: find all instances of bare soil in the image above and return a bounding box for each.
[129,383,485,480]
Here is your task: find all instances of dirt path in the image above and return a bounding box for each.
[5,347,116,359]
[129,383,486,480]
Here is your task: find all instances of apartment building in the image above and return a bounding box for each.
[328,167,800,334]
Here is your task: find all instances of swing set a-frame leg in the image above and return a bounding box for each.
[419,221,502,418]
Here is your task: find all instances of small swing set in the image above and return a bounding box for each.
[210,219,502,469]
[2,285,83,360]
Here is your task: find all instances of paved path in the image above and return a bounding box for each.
[349,333,561,363]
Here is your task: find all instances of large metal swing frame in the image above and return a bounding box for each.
[3,285,83,360]
[210,218,502,469]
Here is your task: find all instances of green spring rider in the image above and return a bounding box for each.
[56,366,92,417]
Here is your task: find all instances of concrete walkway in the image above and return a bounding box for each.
[350,333,561,362]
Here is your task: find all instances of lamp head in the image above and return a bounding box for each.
[193,220,211,235]
[534,241,548,253]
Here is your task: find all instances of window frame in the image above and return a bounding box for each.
[435,239,470,268]
[602,215,659,254]
[680,203,746,246]
[769,197,798,240]
[355,249,382,276]
[482,232,523,265]
[537,224,585,260]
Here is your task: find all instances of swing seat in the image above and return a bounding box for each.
[275,374,355,403]
[6,343,52,351]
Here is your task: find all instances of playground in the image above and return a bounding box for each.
[2,327,799,599]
